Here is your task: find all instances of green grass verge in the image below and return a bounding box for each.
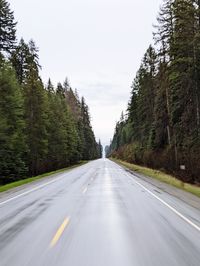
[0,161,88,193]
[111,158,200,198]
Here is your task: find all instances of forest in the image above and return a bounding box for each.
[107,0,200,184]
[0,0,102,185]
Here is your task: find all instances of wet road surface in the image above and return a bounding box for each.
[0,159,200,266]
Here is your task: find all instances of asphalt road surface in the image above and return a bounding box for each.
[0,159,200,266]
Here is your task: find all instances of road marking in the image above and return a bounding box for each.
[50,218,70,248]
[0,174,70,207]
[82,187,88,194]
[129,174,200,233]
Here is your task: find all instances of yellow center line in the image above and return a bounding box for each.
[50,217,70,248]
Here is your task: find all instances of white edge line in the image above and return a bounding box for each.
[0,174,67,207]
[128,174,200,233]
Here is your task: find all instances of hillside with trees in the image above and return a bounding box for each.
[0,0,102,185]
[108,0,200,184]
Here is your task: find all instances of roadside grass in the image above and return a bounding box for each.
[111,158,200,198]
[0,161,88,193]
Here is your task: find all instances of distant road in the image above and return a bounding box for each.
[0,159,200,266]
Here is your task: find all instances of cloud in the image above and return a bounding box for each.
[9,0,163,146]
[74,79,131,146]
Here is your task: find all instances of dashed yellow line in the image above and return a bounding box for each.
[50,217,70,248]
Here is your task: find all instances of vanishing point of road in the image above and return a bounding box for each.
[0,159,200,266]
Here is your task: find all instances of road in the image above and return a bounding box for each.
[0,159,200,266]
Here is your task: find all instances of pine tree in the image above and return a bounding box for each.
[47,78,54,93]
[23,41,48,176]
[168,0,197,167]
[0,61,27,184]
[154,0,174,62]
[81,97,97,160]
[154,0,175,147]
[109,0,200,182]
[47,80,82,169]
[63,77,70,92]
[193,0,200,134]
[127,73,140,141]
[0,3,100,183]
[0,0,17,55]
[56,82,65,96]
[98,139,103,158]
[151,61,171,148]
[65,87,84,160]
[11,38,30,84]
[128,46,157,147]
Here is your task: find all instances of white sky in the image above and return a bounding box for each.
[9,0,163,146]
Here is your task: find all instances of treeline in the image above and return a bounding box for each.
[108,0,200,184]
[0,0,102,185]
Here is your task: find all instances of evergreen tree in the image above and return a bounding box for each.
[81,97,97,160]
[154,0,174,62]
[23,41,48,176]
[46,78,54,93]
[168,0,197,166]
[65,87,84,159]
[109,0,200,183]
[127,46,157,147]
[56,82,65,96]
[11,38,30,84]
[0,61,27,184]
[0,0,17,55]
[151,61,171,148]
[97,140,103,158]
[0,1,107,184]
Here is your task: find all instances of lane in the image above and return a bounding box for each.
[0,160,99,265]
[0,159,200,266]
[0,161,97,205]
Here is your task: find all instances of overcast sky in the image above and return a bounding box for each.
[9,0,163,146]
